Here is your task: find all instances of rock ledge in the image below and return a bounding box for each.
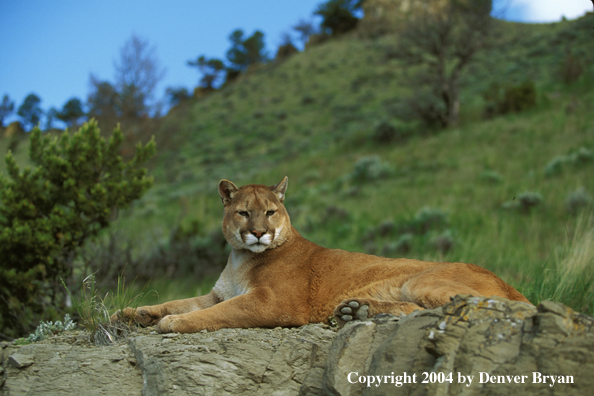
[2,296,593,396]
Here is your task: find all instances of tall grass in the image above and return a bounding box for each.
[525,213,594,314]
[63,274,156,345]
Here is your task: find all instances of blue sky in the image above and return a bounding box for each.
[1,0,592,126]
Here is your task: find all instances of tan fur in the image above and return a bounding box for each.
[113,177,532,333]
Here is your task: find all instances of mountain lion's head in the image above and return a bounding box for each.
[218,177,290,253]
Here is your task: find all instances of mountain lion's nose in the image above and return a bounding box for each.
[251,229,265,238]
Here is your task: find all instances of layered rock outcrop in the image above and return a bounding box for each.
[2,296,593,395]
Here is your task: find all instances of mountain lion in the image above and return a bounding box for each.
[113,177,531,333]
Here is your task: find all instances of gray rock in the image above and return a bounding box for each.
[2,344,141,395]
[1,297,593,396]
[322,296,594,396]
[129,324,336,396]
[7,353,34,369]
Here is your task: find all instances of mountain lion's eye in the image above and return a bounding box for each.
[266,211,276,216]
[238,211,249,217]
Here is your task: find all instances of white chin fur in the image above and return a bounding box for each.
[247,244,267,253]
[244,233,271,253]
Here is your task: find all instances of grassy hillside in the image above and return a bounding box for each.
[3,14,594,314]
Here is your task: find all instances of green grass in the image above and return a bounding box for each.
[118,84,594,314]
[523,213,594,312]
[2,15,594,316]
[131,276,217,307]
[64,274,158,345]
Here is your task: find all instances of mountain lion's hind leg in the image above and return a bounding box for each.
[333,298,422,327]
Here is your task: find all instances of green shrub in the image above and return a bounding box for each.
[276,42,299,60]
[322,205,350,222]
[349,156,391,183]
[382,233,414,256]
[565,188,593,215]
[502,82,537,113]
[479,170,504,184]
[544,147,594,177]
[483,81,537,118]
[301,95,315,105]
[25,314,76,343]
[544,156,570,177]
[431,230,455,254]
[406,207,449,235]
[559,52,584,85]
[570,147,594,165]
[365,207,449,241]
[392,89,448,128]
[275,110,288,120]
[516,192,543,213]
[500,200,520,211]
[372,121,412,145]
[306,33,330,47]
[0,120,155,338]
[364,208,452,256]
[376,220,395,237]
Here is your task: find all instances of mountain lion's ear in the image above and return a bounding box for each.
[219,179,239,205]
[270,176,288,203]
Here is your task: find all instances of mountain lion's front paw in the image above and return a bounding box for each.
[156,315,176,333]
[333,298,371,327]
[156,315,193,333]
[110,306,162,327]
[131,306,164,327]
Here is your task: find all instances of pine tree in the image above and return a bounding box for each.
[17,93,43,130]
[187,56,225,89]
[314,0,363,36]
[57,97,85,127]
[0,120,155,338]
[226,30,268,72]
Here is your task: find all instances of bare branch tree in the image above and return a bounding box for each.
[0,95,15,128]
[114,34,165,118]
[394,0,493,128]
